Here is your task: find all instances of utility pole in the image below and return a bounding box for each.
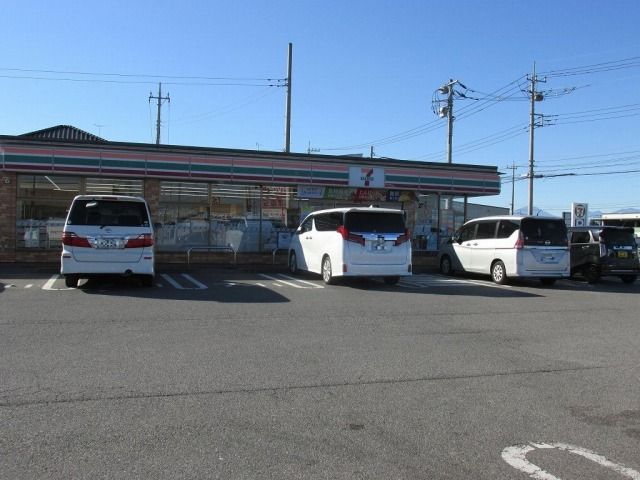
[506,163,518,214]
[527,63,545,215]
[434,79,468,164]
[445,79,454,164]
[149,82,170,145]
[284,43,293,153]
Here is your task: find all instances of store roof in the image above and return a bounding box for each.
[19,125,106,143]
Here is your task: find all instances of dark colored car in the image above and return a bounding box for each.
[568,226,639,284]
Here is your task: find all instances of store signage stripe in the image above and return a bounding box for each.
[54,156,101,167]
[190,164,234,173]
[2,146,500,195]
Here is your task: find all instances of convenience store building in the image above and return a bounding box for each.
[0,125,505,264]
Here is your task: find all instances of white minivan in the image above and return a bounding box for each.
[287,207,412,285]
[438,215,569,285]
[60,195,155,288]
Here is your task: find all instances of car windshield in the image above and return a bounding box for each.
[67,200,150,227]
[344,211,405,233]
[520,218,568,246]
[600,228,636,245]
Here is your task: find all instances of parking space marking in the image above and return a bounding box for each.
[160,273,207,290]
[258,273,324,289]
[25,284,33,289]
[399,274,512,289]
[42,275,73,291]
[277,273,324,289]
[502,442,640,479]
[181,273,207,289]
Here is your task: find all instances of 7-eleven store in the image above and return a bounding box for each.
[0,126,503,264]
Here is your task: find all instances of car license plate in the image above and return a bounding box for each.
[617,251,628,258]
[96,238,119,249]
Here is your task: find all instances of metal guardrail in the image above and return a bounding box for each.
[187,246,237,268]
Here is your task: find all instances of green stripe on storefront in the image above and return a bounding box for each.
[54,156,100,167]
[145,161,190,172]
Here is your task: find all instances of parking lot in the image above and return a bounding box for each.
[1,265,639,479]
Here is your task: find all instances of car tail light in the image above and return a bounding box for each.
[395,229,410,246]
[62,232,91,248]
[514,231,524,249]
[125,234,154,248]
[337,226,365,246]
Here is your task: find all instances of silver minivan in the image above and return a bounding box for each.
[288,207,412,285]
[438,215,569,285]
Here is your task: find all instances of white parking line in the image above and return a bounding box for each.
[258,273,305,288]
[25,284,33,289]
[502,442,640,479]
[160,274,184,289]
[399,274,513,289]
[158,273,207,290]
[181,274,207,289]
[42,275,74,291]
[277,273,324,288]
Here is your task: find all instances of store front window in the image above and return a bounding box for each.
[16,175,145,249]
[156,182,295,252]
[85,177,143,196]
[16,175,81,249]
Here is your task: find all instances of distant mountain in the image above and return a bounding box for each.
[514,207,559,217]
[615,208,640,213]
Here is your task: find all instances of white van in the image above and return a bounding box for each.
[287,207,412,285]
[438,215,569,285]
[60,195,155,288]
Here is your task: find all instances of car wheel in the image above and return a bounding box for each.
[321,255,335,285]
[540,278,556,286]
[621,274,637,284]
[289,251,298,274]
[65,275,79,288]
[584,263,600,284]
[383,276,400,285]
[491,261,507,285]
[440,255,453,275]
[141,275,155,287]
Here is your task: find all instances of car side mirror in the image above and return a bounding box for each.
[295,226,303,235]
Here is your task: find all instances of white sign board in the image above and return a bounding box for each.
[571,202,588,227]
[348,167,385,188]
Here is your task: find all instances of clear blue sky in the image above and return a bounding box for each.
[2,0,639,215]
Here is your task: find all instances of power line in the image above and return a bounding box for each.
[0,66,284,82]
[0,74,284,87]
[172,87,278,125]
[317,75,526,152]
[538,56,640,78]
[536,148,640,165]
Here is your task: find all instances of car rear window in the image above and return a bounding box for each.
[600,228,636,245]
[520,218,568,246]
[344,211,405,233]
[67,200,150,227]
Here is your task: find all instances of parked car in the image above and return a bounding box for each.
[288,207,412,285]
[438,215,569,285]
[568,226,639,284]
[60,195,155,288]
[225,217,279,252]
